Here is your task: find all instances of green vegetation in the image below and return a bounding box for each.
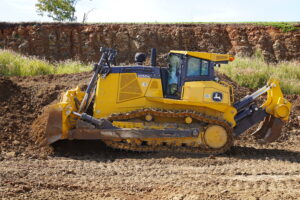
[254,22,299,32]
[0,50,92,76]
[36,0,78,22]
[218,53,300,94]
[81,22,300,32]
[1,49,299,94]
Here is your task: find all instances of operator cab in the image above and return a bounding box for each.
[161,51,234,99]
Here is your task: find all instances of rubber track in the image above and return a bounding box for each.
[105,109,234,155]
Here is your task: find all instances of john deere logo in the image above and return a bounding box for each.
[212,92,223,102]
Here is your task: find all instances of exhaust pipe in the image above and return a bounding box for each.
[150,48,156,66]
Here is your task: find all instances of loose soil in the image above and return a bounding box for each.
[0,72,299,199]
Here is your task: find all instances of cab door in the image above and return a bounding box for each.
[164,53,184,99]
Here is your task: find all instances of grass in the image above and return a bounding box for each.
[218,53,300,94]
[1,49,299,94]
[254,22,299,32]
[88,21,299,32]
[0,49,92,76]
[3,22,299,32]
[91,21,299,32]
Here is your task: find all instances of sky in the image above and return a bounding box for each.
[0,0,299,23]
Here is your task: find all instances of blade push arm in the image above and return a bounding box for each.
[78,47,117,113]
[233,78,291,143]
[261,78,291,121]
[234,78,291,121]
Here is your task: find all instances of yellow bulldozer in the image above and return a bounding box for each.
[44,47,291,154]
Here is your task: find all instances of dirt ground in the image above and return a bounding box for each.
[0,72,299,200]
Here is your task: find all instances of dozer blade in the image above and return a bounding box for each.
[44,105,63,145]
[252,115,272,139]
[252,115,284,144]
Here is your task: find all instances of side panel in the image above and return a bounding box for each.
[145,78,163,98]
[94,73,163,119]
[117,73,150,103]
[94,72,237,127]
[94,73,121,118]
[182,81,231,105]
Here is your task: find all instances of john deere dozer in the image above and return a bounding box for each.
[44,47,291,154]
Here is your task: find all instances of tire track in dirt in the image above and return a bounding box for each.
[1,145,299,199]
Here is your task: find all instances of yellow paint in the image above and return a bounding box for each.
[181,81,231,106]
[170,50,234,62]
[204,125,228,148]
[145,114,153,121]
[52,65,290,142]
[185,117,193,124]
[220,81,234,103]
[93,73,237,127]
[54,87,85,138]
[261,78,291,121]
[274,104,290,118]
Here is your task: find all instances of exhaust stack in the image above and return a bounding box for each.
[150,48,156,66]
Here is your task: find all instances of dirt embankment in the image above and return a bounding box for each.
[0,23,299,63]
[0,73,91,158]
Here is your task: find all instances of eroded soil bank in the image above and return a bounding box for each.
[0,23,299,63]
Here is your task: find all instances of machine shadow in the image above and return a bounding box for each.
[51,140,300,163]
[226,146,300,162]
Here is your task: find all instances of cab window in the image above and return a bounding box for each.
[187,57,201,76]
[201,60,209,75]
[187,57,209,77]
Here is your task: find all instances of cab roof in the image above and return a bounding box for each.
[169,50,234,62]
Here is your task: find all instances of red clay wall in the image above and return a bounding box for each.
[0,23,299,63]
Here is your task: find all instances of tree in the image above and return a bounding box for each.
[36,0,78,22]
[82,8,95,23]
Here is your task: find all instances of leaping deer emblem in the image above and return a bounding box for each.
[212,92,223,102]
